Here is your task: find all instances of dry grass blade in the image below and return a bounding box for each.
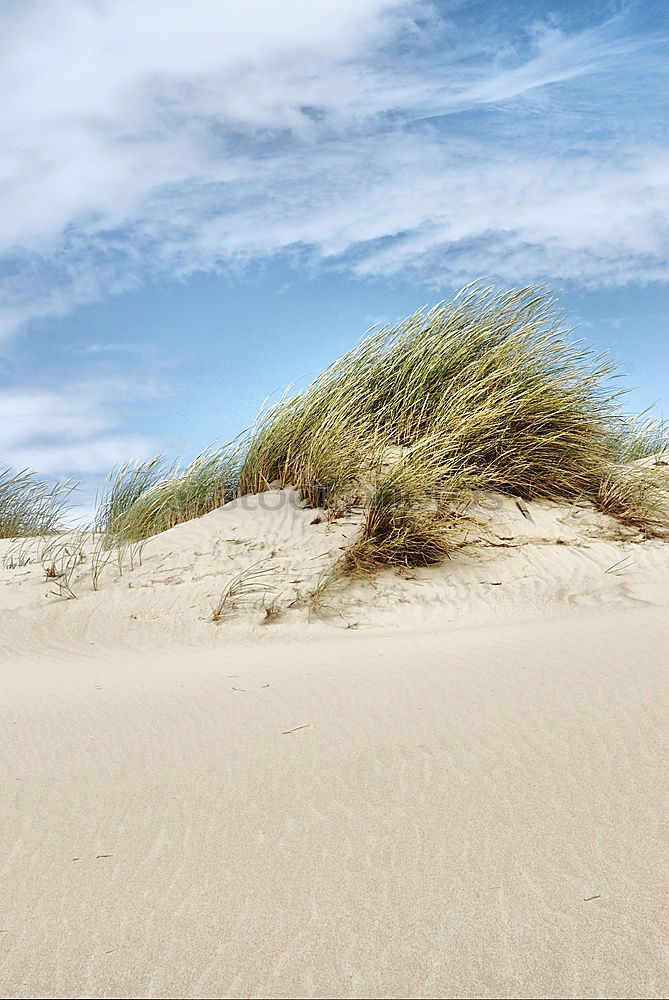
[604,555,635,576]
[212,560,276,621]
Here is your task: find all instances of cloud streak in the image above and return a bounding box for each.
[0,377,162,476]
[0,0,667,338]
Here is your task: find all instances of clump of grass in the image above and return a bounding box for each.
[238,282,667,569]
[211,560,275,621]
[597,465,668,536]
[343,439,478,571]
[95,456,167,536]
[0,468,77,538]
[593,414,668,536]
[608,413,668,464]
[98,444,242,541]
[239,285,621,511]
[308,562,348,617]
[241,403,376,511]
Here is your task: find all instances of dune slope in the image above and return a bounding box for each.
[1,489,667,999]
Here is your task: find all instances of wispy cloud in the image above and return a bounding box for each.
[0,377,162,476]
[0,0,666,338]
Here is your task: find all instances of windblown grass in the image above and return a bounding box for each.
[240,286,616,504]
[597,415,668,535]
[238,283,667,566]
[211,559,275,621]
[597,465,668,535]
[342,439,476,572]
[0,468,76,538]
[85,282,667,565]
[97,444,242,541]
[609,413,668,464]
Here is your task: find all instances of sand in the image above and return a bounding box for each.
[1,488,668,998]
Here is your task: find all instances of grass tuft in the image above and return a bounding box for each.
[608,413,668,464]
[211,560,275,621]
[0,468,77,538]
[597,465,668,536]
[342,439,476,571]
[97,445,242,541]
[235,283,667,569]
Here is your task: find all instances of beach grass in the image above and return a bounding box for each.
[96,444,242,541]
[0,467,77,538]
[6,283,664,570]
[211,559,275,621]
[237,283,668,564]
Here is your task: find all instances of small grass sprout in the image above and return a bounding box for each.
[38,533,87,599]
[211,559,276,621]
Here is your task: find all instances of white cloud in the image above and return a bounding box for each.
[0,378,162,476]
[0,0,666,337]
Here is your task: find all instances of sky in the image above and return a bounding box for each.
[0,0,667,514]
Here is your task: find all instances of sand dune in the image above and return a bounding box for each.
[2,487,668,654]
[1,489,668,998]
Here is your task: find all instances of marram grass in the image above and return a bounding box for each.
[0,467,76,538]
[238,283,667,566]
[7,284,663,575]
[96,444,242,541]
[239,284,621,503]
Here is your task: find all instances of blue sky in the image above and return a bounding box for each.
[0,0,667,511]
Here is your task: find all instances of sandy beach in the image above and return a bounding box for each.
[1,488,667,999]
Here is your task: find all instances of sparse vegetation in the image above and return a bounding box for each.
[36,533,87,599]
[262,596,283,624]
[211,559,275,621]
[308,563,347,617]
[90,534,114,591]
[0,468,77,538]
